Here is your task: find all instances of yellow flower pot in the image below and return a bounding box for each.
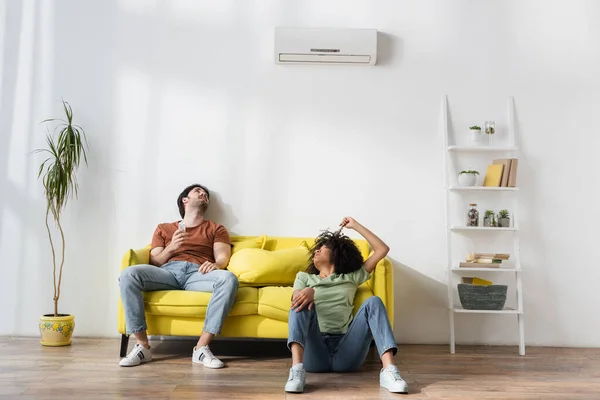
[39,314,75,346]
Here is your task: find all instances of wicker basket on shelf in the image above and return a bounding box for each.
[458,284,507,310]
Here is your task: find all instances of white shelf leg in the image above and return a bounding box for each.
[518,314,525,355]
[449,309,455,354]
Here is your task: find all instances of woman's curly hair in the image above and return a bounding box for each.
[306,230,364,275]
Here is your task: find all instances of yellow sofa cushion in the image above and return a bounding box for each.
[257,286,294,322]
[227,247,309,286]
[143,286,258,317]
[257,284,375,323]
[231,235,267,254]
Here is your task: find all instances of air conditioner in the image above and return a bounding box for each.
[274,27,377,66]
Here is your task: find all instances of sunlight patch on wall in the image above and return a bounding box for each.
[0,0,7,112]
[0,204,21,334]
[7,0,35,190]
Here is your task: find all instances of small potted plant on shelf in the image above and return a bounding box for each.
[483,210,494,227]
[458,169,479,186]
[497,209,510,227]
[469,125,482,142]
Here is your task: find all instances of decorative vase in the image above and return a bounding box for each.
[470,128,482,143]
[498,218,510,228]
[458,173,477,186]
[39,314,75,346]
[483,217,492,227]
[466,203,479,227]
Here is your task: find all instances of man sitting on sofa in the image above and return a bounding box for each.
[118,183,238,368]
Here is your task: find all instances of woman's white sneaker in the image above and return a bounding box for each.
[284,363,306,393]
[380,365,408,393]
[119,344,152,367]
[192,345,225,368]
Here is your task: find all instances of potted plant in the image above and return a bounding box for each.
[483,210,494,227]
[497,209,510,227]
[34,101,88,346]
[458,169,479,186]
[469,125,482,142]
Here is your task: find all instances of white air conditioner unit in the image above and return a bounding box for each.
[274,27,377,66]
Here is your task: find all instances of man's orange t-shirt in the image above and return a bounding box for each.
[151,220,231,266]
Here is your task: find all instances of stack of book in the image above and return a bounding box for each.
[482,158,518,187]
[459,253,510,268]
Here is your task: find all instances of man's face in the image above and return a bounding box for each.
[183,187,209,212]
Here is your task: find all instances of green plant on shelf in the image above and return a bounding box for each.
[498,209,510,219]
[469,125,481,130]
[459,169,479,175]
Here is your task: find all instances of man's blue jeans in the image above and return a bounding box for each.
[119,261,239,335]
[287,296,397,372]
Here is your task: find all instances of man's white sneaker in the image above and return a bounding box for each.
[284,363,306,393]
[119,344,152,367]
[380,365,408,394]
[192,345,225,369]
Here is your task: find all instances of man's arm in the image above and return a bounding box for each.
[340,216,389,274]
[149,229,186,267]
[149,247,171,267]
[213,242,231,269]
[197,242,232,274]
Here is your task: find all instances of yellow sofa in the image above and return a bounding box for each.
[117,236,394,356]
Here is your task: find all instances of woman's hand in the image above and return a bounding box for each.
[340,216,361,231]
[291,288,315,312]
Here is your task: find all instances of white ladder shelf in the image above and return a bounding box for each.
[441,95,525,356]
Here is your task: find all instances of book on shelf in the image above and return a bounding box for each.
[493,159,511,187]
[462,277,493,285]
[472,258,502,264]
[459,262,501,268]
[472,253,510,260]
[482,164,504,187]
[507,158,518,187]
[490,158,518,187]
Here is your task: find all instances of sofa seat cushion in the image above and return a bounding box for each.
[257,285,375,323]
[143,286,258,318]
[258,286,294,322]
[353,283,376,314]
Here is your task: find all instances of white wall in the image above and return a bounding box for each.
[1,0,599,347]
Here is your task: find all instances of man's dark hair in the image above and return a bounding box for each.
[177,184,210,218]
[306,230,364,275]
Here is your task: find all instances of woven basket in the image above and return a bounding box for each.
[458,284,507,310]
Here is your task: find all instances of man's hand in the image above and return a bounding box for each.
[291,288,315,312]
[166,229,186,252]
[198,261,219,274]
[340,216,360,231]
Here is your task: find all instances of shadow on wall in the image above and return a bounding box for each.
[389,257,450,345]
[205,191,239,231]
[376,32,403,67]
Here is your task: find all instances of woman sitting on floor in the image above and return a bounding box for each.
[284,216,408,394]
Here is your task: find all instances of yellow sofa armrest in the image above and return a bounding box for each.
[120,246,151,271]
[118,246,151,334]
[369,257,394,327]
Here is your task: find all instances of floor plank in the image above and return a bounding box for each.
[1,337,600,399]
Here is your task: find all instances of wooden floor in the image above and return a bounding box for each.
[1,337,600,399]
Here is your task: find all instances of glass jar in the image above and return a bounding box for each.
[466,203,479,227]
[485,120,496,145]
